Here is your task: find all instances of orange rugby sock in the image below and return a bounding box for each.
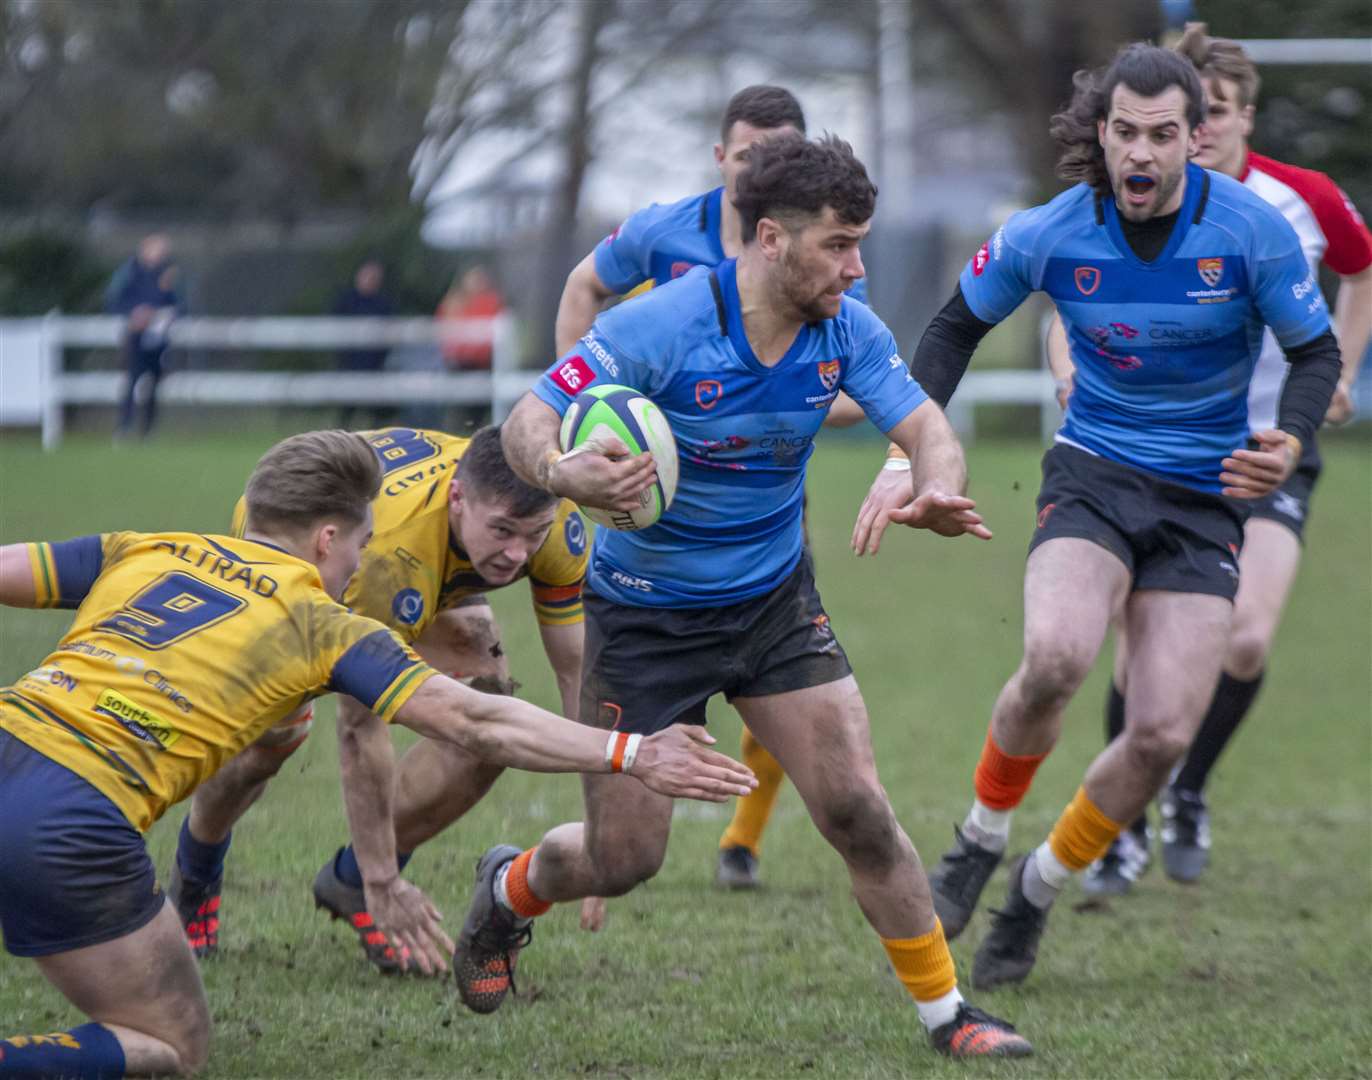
[881,920,958,1004]
[972,728,1048,811]
[1047,786,1123,872]
[718,729,787,855]
[504,848,552,919]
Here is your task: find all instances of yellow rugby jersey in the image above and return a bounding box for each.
[231,427,589,642]
[2,532,436,832]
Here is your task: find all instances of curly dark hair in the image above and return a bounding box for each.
[1050,43,1205,195]
[733,133,877,243]
[720,85,806,143]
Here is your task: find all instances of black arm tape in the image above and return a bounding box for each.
[1277,329,1341,448]
[910,286,998,408]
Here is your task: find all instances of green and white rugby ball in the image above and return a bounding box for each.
[558,384,679,530]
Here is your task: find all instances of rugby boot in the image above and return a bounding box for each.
[452,844,533,1014]
[930,1003,1034,1058]
[167,863,221,959]
[1082,822,1152,896]
[312,850,409,974]
[1159,786,1211,883]
[971,855,1049,991]
[714,845,760,889]
[927,825,1003,940]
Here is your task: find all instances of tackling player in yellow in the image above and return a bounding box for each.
[0,430,754,1079]
[165,425,599,970]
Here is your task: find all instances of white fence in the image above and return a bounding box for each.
[0,313,1063,449]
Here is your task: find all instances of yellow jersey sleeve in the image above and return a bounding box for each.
[528,502,589,626]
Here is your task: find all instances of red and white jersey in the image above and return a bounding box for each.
[1241,152,1372,430]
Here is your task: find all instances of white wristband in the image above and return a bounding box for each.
[622,733,642,773]
[882,457,912,472]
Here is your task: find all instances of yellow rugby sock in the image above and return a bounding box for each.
[718,729,787,854]
[882,920,959,1005]
[1047,786,1123,871]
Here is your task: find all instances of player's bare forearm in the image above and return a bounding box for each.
[1334,269,1372,385]
[502,394,564,492]
[539,621,584,720]
[0,544,39,607]
[555,255,614,355]
[1046,309,1075,409]
[895,400,968,498]
[335,697,401,887]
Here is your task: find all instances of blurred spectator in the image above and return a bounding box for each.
[106,233,181,440]
[333,258,394,429]
[436,266,505,371]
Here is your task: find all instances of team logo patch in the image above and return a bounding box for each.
[551,355,596,395]
[1197,257,1224,287]
[670,260,694,279]
[695,379,723,410]
[817,359,841,391]
[972,241,990,277]
[564,512,587,556]
[392,588,425,626]
[811,613,832,638]
[1037,503,1056,528]
[1074,266,1101,295]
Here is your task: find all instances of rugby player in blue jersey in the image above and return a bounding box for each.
[449,134,1033,1059]
[556,84,875,902]
[861,44,1341,990]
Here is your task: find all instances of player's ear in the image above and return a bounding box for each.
[1186,121,1201,158]
[314,521,340,562]
[713,142,725,169]
[756,216,783,260]
[1239,104,1255,138]
[449,476,465,512]
[1096,118,1107,149]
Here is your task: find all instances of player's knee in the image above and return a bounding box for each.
[817,787,902,876]
[1225,623,1271,680]
[1122,720,1190,775]
[1020,643,1092,711]
[170,1001,212,1075]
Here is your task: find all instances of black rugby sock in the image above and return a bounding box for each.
[1173,670,1265,795]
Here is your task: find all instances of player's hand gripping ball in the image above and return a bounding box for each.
[558,385,679,530]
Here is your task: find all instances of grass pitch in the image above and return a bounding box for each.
[1,427,1369,1078]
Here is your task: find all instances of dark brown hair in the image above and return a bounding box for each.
[720,85,806,144]
[459,426,558,519]
[733,133,877,243]
[244,430,380,534]
[1175,22,1260,108]
[1050,43,1205,194]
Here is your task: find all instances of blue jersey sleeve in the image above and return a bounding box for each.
[328,628,428,716]
[46,535,106,609]
[533,323,652,418]
[958,218,1035,324]
[838,305,928,432]
[592,205,667,295]
[1250,212,1332,348]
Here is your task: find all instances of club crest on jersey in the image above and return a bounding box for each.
[392,588,425,626]
[1074,266,1101,295]
[1197,257,1224,287]
[695,379,723,410]
[817,359,841,391]
[670,260,694,279]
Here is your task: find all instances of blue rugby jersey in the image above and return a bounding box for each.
[534,260,924,607]
[961,164,1330,492]
[594,187,869,304]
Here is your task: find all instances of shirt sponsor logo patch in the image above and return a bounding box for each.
[551,356,596,395]
[972,242,991,276]
[1197,257,1224,287]
[392,588,425,626]
[94,688,180,749]
[564,512,587,556]
[695,379,723,410]
[1074,266,1101,295]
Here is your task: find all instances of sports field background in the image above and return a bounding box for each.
[1,428,1368,1078]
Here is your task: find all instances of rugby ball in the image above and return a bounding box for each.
[558,384,679,530]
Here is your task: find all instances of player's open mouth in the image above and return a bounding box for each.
[1124,174,1155,202]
